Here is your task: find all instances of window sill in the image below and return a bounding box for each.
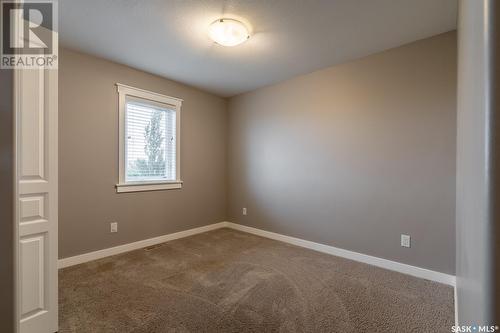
[116,181,183,193]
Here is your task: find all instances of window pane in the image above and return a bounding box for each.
[125,99,176,182]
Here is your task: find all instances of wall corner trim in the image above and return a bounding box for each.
[58,221,456,287]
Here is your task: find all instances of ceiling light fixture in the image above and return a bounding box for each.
[208,18,250,47]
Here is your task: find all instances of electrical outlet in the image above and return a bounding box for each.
[110,222,118,233]
[242,208,247,216]
[401,234,410,248]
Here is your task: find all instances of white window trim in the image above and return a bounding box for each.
[115,83,183,193]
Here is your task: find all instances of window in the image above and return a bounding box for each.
[116,83,182,193]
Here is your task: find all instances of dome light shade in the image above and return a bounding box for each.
[208,19,249,47]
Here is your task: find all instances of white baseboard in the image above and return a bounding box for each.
[455,282,459,326]
[58,221,456,288]
[58,222,228,269]
[225,222,456,286]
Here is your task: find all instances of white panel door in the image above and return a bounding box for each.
[15,65,58,332]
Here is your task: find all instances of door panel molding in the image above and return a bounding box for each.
[14,65,58,333]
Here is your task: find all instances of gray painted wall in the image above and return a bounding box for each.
[456,0,500,324]
[493,0,500,321]
[228,32,457,274]
[59,48,228,258]
[0,68,14,333]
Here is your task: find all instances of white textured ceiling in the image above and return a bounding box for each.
[59,0,457,97]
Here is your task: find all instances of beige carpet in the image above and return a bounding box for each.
[59,228,454,332]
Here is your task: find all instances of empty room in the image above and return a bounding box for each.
[1,0,499,332]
